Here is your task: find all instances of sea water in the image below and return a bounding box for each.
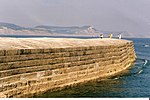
[34,38,150,98]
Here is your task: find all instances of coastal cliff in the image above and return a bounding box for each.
[0,23,99,36]
[0,38,136,98]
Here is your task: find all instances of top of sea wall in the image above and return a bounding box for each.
[0,37,132,50]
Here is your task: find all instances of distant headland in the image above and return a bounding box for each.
[0,22,137,38]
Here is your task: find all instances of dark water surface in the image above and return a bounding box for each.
[2,36,150,97]
[33,38,150,98]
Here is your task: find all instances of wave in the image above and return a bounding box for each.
[143,59,148,66]
[137,70,143,74]
[111,58,148,80]
[129,58,147,75]
[144,44,149,47]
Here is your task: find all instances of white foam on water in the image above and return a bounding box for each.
[143,60,148,66]
[138,70,143,74]
[114,77,119,80]
[144,44,149,47]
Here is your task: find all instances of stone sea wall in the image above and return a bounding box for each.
[0,39,136,98]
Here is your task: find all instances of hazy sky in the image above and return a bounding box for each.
[0,0,150,35]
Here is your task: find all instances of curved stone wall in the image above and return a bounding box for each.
[0,38,136,98]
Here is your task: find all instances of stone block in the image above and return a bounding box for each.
[5,50,19,56]
[0,50,5,56]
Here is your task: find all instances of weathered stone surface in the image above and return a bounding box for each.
[0,38,136,98]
